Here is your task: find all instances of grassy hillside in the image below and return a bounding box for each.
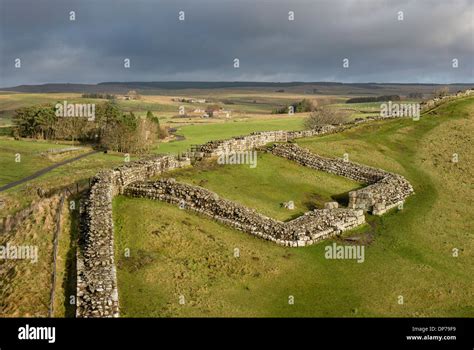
[113,96,474,317]
[0,194,61,317]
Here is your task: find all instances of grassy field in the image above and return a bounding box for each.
[168,153,362,221]
[113,96,474,317]
[0,139,127,217]
[0,91,314,127]
[0,138,91,187]
[155,116,305,154]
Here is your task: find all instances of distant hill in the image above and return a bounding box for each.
[1,81,472,96]
[0,81,345,93]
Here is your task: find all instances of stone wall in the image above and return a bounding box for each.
[189,124,343,159]
[188,90,474,161]
[76,88,472,317]
[76,155,191,318]
[268,143,414,215]
[187,99,449,161]
[421,88,474,111]
[77,127,413,317]
[124,178,366,247]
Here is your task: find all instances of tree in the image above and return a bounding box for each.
[146,110,168,139]
[295,99,314,113]
[433,86,450,98]
[205,104,221,117]
[304,106,349,128]
[272,99,314,114]
[408,92,423,99]
[95,101,122,141]
[13,105,57,139]
[54,116,93,143]
[105,112,139,152]
[12,101,161,154]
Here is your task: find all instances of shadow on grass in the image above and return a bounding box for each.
[62,194,80,318]
[331,186,364,207]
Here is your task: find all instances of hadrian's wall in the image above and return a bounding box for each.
[124,178,366,247]
[76,87,474,317]
[76,155,191,318]
[268,143,414,215]
[186,91,464,160]
[77,125,412,317]
[420,88,474,111]
[190,124,343,158]
[76,124,350,317]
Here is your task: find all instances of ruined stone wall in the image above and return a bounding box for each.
[76,126,412,317]
[76,155,191,318]
[188,106,436,160]
[268,143,414,215]
[188,91,474,160]
[190,124,342,158]
[421,88,474,111]
[77,88,471,317]
[124,178,365,247]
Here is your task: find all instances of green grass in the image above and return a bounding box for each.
[168,153,362,221]
[0,138,83,186]
[328,100,422,120]
[114,96,474,317]
[155,116,305,154]
[0,194,60,317]
[0,140,127,217]
[114,196,302,317]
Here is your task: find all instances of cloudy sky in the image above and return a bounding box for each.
[0,0,472,86]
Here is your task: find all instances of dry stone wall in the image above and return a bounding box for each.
[76,155,191,318]
[268,143,414,215]
[189,125,342,159]
[124,178,366,247]
[421,88,474,111]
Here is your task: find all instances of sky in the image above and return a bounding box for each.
[0,0,473,86]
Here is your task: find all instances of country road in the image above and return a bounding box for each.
[0,150,99,192]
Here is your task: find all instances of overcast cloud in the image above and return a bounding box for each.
[0,0,472,86]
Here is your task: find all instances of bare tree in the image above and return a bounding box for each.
[433,86,450,98]
[304,106,350,128]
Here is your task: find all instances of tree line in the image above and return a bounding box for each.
[345,95,401,104]
[81,93,116,100]
[12,102,167,154]
[272,99,315,114]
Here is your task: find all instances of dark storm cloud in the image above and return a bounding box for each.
[0,0,472,86]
